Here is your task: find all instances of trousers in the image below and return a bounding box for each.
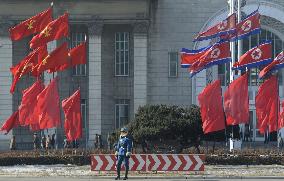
[116,155,129,177]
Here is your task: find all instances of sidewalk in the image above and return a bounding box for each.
[1,165,284,178]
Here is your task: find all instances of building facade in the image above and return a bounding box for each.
[0,0,283,150]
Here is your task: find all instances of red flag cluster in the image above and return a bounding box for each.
[187,8,284,136]
[198,74,283,135]
[9,8,52,41]
[182,10,262,77]
[198,76,249,134]
[1,7,85,140]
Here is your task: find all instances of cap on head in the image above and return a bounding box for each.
[120,127,128,133]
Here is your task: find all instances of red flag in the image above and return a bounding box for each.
[279,101,284,129]
[35,78,61,129]
[36,42,69,75]
[29,124,41,132]
[62,89,82,141]
[0,111,19,134]
[256,75,279,133]
[10,46,47,93]
[233,41,272,70]
[70,42,87,66]
[19,80,45,126]
[198,80,226,134]
[30,13,69,49]
[9,8,52,41]
[49,42,87,72]
[224,73,249,125]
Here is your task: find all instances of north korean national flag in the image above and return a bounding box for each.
[190,41,231,77]
[259,51,284,78]
[180,45,212,68]
[194,13,236,41]
[233,41,272,70]
[233,10,261,41]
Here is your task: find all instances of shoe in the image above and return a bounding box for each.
[123,177,128,180]
[115,176,120,180]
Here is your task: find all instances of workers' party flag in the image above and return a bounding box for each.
[50,42,87,72]
[194,13,236,41]
[36,42,69,75]
[232,41,272,70]
[62,89,82,141]
[30,13,69,49]
[0,110,19,134]
[190,41,231,77]
[19,80,45,127]
[9,8,52,41]
[10,46,47,93]
[35,77,61,130]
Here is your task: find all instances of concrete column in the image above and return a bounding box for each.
[133,22,149,114]
[88,22,103,146]
[0,22,13,150]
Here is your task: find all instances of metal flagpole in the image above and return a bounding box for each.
[227,0,235,149]
[228,0,235,84]
[237,0,244,144]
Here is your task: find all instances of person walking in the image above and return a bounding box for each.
[115,127,132,180]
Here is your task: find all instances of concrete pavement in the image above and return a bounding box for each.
[0,176,284,181]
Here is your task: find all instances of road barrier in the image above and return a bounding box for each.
[91,154,205,171]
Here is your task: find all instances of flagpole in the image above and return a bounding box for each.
[277,73,280,150]
[228,0,235,84]
[237,0,244,144]
[228,0,235,146]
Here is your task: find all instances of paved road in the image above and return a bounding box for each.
[0,176,283,181]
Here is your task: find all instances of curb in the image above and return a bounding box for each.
[73,175,284,179]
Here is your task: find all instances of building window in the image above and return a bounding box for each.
[115,99,129,129]
[115,32,129,76]
[81,99,87,128]
[218,29,284,85]
[168,52,178,77]
[69,32,87,76]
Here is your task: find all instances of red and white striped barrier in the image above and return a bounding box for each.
[147,154,205,171]
[91,154,205,171]
[91,154,146,171]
